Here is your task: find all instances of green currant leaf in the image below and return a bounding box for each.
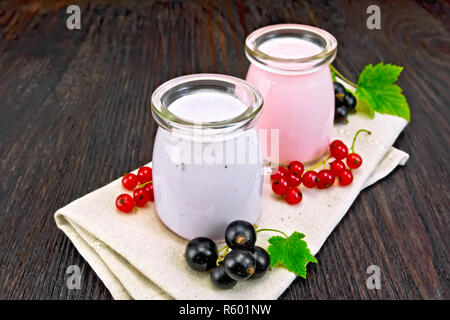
[355,63,410,121]
[267,232,317,279]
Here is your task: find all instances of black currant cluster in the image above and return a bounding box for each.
[334,82,357,123]
[185,220,270,289]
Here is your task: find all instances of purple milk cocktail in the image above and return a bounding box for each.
[151,74,264,240]
[245,24,337,164]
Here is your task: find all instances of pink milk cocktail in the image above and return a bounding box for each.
[245,24,337,164]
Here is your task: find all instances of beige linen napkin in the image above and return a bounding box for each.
[55,111,409,300]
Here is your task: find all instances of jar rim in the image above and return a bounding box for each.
[151,74,263,134]
[245,24,337,74]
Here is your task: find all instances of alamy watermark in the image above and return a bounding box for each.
[366,264,381,290]
[366,5,381,29]
[157,122,280,171]
[66,5,81,30]
[66,265,81,290]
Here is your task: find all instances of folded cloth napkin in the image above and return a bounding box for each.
[55,111,409,300]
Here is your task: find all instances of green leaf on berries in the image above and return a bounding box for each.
[267,232,317,279]
[355,63,410,121]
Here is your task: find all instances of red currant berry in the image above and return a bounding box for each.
[287,161,304,176]
[285,187,303,205]
[346,153,363,169]
[122,173,138,190]
[115,194,134,213]
[137,166,153,184]
[302,171,319,188]
[338,169,353,186]
[317,170,335,189]
[286,168,302,187]
[272,177,288,195]
[330,159,346,174]
[330,139,345,150]
[133,188,150,207]
[270,166,287,181]
[330,143,348,160]
[144,182,154,202]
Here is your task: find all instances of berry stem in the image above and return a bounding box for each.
[351,129,371,153]
[306,156,332,171]
[216,246,229,266]
[218,245,228,253]
[330,65,357,88]
[256,228,288,238]
[138,180,152,188]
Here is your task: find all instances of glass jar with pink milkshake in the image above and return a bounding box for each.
[245,24,337,164]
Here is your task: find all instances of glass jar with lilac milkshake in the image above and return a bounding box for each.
[151,74,264,240]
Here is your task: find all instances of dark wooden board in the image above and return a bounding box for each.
[0,0,448,300]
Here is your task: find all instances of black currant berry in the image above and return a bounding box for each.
[225,220,256,251]
[333,82,346,100]
[251,246,270,279]
[224,249,256,281]
[185,237,218,271]
[343,92,357,110]
[210,262,237,289]
[334,105,348,123]
[335,96,344,108]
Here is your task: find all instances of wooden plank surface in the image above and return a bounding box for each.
[0,0,448,299]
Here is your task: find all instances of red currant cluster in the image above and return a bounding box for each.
[115,166,154,213]
[271,161,304,205]
[270,129,370,205]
